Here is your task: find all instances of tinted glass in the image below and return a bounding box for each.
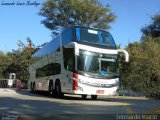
[36,63,61,78]
[63,48,75,72]
[62,27,73,45]
[33,36,60,58]
[77,50,118,79]
[75,27,116,48]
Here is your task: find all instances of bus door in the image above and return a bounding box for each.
[63,47,75,92]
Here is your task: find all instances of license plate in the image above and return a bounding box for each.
[96,90,104,94]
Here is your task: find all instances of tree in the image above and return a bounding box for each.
[121,39,160,98]
[141,14,160,43]
[120,13,160,98]
[0,51,7,79]
[2,38,36,82]
[39,0,116,35]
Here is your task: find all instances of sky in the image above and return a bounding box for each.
[0,0,160,52]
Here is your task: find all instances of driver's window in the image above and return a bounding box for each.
[63,48,75,72]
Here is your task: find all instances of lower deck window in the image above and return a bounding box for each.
[36,63,61,78]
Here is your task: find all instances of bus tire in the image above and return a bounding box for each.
[49,81,54,96]
[55,81,63,98]
[91,95,97,100]
[30,82,33,92]
[82,95,87,99]
[32,82,36,93]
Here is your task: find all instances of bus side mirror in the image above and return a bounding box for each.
[117,49,129,62]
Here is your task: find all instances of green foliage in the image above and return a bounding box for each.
[0,38,37,82]
[141,14,160,43]
[121,14,160,98]
[121,38,160,98]
[0,51,8,79]
[39,0,116,35]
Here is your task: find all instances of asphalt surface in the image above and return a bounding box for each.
[0,89,160,120]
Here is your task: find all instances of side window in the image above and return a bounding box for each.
[62,28,73,45]
[63,48,75,72]
[36,63,61,78]
[53,63,61,75]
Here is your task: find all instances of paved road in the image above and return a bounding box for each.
[0,89,160,120]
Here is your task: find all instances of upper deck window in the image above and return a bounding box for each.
[75,27,116,49]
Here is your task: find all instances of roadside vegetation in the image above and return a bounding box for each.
[121,14,160,98]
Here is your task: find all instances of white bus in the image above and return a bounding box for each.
[29,26,129,100]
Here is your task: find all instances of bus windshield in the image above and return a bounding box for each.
[76,50,119,79]
[75,27,116,49]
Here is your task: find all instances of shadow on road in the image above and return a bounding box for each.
[15,89,152,102]
[0,90,124,120]
[1,89,160,120]
[15,89,85,100]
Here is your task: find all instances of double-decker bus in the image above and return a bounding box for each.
[29,26,129,100]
